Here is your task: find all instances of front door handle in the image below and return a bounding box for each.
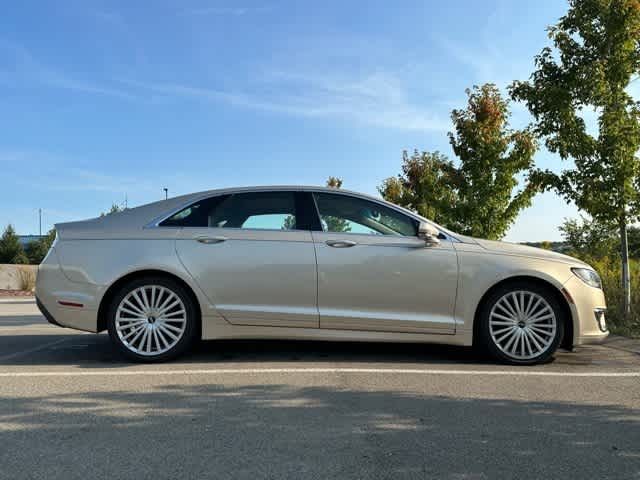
[196,236,227,244]
[325,239,357,248]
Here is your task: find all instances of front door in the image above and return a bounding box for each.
[311,191,458,334]
[171,191,319,328]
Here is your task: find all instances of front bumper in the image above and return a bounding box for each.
[576,331,609,345]
[562,275,609,346]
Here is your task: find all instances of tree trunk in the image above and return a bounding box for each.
[620,219,631,318]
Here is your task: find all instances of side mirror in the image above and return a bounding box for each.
[418,221,440,246]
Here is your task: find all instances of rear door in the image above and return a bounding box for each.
[168,190,320,328]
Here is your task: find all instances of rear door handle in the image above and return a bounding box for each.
[196,236,227,244]
[325,239,357,248]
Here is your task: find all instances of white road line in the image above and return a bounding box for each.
[0,368,638,378]
[0,338,71,362]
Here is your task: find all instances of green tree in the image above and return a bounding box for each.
[559,216,640,260]
[447,84,538,238]
[326,176,343,189]
[0,224,28,264]
[100,203,124,217]
[379,150,458,227]
[510,0,640,316]
[628,226,640,258]
[25,228,56,264]
[380,84,538,240]
[559,217,618,258]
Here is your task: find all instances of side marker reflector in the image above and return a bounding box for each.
[58,301,84,308]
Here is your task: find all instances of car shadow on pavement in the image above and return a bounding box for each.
[192,339,490,365]
[4,330,638,370]
[0,382,638,479]
[0,332,502,367]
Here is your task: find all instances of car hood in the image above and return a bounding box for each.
[473,238,589,266]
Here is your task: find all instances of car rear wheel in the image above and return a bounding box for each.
[106,276,198,362]
[478,282,564,365]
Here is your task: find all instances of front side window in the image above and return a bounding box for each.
[313,192,418,237]
[161,191,302,230]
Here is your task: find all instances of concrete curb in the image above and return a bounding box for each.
[0,297,35,304]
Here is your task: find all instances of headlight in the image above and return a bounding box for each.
[571,268,602,289]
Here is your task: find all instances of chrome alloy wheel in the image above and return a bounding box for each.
[489,290,557,361]
[115,285,187,356]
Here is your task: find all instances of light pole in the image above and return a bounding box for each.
[38,208,42,236]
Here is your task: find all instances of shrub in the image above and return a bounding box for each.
[16,266,36,292]
[25,229,56,264]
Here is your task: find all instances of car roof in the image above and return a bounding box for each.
[184,185,377,199]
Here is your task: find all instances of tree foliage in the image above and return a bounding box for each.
[380,84,538,240]
[0,224,28,264]
[510,0,640,223]
[25,229,56,264]
[447,84,539,238]
[379,150,458,227]
[326,176,343,189]
[100,203,125,217]
[560,216,640,259]
[510,0,640,314]
[560,216,619,258]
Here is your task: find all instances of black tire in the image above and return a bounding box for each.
[476,281,565,365]
[106,276,198,363]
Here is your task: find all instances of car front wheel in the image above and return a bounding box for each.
[106,276,198,362]
[478,282,565,365]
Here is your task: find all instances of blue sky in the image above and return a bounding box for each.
[1,0,581,241]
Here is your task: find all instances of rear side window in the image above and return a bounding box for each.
[159,195,229,227]
[159,191,319,230]
[210,192,298,230]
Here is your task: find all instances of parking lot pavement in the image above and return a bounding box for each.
[1,300,639,479]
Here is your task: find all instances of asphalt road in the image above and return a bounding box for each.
[1,299,639,480]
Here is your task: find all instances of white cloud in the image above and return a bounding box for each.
[14,169,153,195]
[182,6,270,16]
[1,34,447,131]
[0,39,137,100]
[0,149,155,195]
[123,71,449,132]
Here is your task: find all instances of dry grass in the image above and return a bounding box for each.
[16,266,36,292]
